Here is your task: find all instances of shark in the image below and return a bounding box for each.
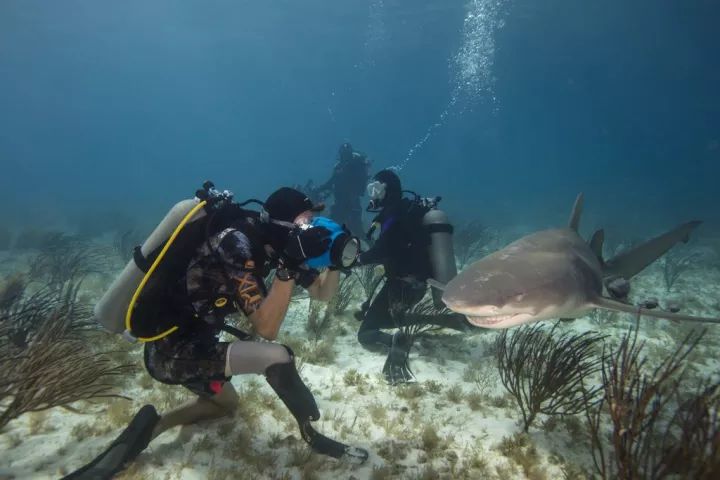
[441,194,720,328]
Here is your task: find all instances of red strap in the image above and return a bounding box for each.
[209,380,224,395]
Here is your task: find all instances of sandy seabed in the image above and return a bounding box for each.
[1,248,719,480]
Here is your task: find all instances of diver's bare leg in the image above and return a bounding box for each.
[151,339,291,439]
[151,382,238,439]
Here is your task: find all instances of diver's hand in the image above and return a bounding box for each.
[295,267,319,289]
[383,331,414,385]
[284,227,332,261]
[277,259,319,289]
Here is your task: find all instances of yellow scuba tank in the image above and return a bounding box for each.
[422,208,457,308]
[94,198,208,340]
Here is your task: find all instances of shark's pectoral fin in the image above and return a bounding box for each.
[593,296,720,324]
[427,279,446,291]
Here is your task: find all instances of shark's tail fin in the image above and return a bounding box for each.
[568,193,584,232]
[594,296,720,324]
[602,221,702,280]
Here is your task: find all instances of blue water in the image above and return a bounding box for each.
[1,0,718,237]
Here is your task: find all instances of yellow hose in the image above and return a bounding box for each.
[125,200,208,342]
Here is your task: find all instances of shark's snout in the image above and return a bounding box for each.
[443,290,535,328]
[441,295,501,316]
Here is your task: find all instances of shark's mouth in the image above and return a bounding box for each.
[465,314,519,327]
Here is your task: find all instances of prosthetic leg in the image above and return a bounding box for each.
[265,346,369,464]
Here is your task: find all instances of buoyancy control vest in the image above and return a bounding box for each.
[367,194,457,308]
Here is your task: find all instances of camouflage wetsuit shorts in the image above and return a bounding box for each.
[143,227,264,397]
[144,329,230,398]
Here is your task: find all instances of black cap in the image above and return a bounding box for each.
[264,187,324,223]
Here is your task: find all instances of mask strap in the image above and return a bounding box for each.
[271,219,298,229]
[259,208,270,223]
[260,209,297,230]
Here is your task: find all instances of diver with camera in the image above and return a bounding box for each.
[64,183,367,480]
[355,170,475,385]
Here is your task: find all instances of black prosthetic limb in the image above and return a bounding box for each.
[264,348,320,423]
[62,405,160,480]
[265,346,369,464]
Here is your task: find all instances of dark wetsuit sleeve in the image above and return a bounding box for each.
[317,178,333,193]
[358,233,390,266]
[316,164,339,194]
[216,230,264,316]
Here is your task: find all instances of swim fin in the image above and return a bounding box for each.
[301,421,369,464]
[62,404,160,480]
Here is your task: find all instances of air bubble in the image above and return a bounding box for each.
[391,0,507,172]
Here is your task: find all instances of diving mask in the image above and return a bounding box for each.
[366,181,387,211]
[367,181,386,202]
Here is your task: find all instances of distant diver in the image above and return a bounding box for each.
[354,169,475,385]
[314,142,371,239]
[442,193,720,327]
[63,183,368,480]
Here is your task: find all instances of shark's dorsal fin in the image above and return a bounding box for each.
[594,296,720,324]
[603,221,703,280]
[568,193,584,232]
[589,229,605,263]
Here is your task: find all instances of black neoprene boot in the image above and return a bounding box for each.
[265,347,369,464]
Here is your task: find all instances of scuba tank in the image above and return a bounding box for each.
[94,182,235,342]
[94,198,208,338]
[421,204,457,308]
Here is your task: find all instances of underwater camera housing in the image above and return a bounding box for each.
[303,216,360,270]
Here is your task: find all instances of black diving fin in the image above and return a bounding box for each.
[62,404,160,480]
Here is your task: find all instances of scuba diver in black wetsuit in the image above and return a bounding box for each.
[315,143,371,238]
[354,170,474,385]
[64,184,368,480]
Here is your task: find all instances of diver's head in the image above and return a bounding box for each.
[261,187,325,250]
[338,142,354,163]
[264,187,324,224]
[367,169,401,211]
